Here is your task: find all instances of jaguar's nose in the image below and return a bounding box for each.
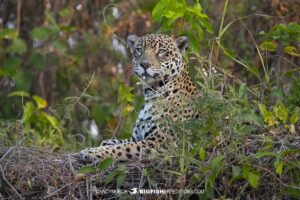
[140,62,150,70]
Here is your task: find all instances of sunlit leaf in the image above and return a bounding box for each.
[248,172,259,189]
[41,112,60,128]
[259,41,277,52]
[8,90,30,98]
[284,46,300,57]
[199,147,206,161]
[290,110,299,124]
[274,159,283,175]
[0,28,18,39]
[273,102,288,123]
[32,95,47,109]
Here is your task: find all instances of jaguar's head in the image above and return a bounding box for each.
[127,33,188,85]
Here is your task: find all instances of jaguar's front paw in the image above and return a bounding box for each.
[79,148,101,164]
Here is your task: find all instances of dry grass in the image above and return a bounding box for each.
[0,128,300,200]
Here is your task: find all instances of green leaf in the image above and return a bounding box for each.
[238,125,256,134]
[6,38,27,55]
[152,0,170,21]
[258,31,266,35]
[29,52,44,70]
[242,164,250,179]
[284,46,300,57]
[77,166,96,174]
[274,159,283,175]
[259,41,277,52]
[258,103,277,126]
[179,157,185,172]
[238,82,248,103]
[116,174,126,188]
[199,18,213,34]
[290,110,299,124]
[41,112,60,128]
[8,90,30,98]
[98,157,113,171]
[254,151,277,158]
[32,95,47,109]
[105,172,117,185]
[30,27,52,39]
[163,10,184,21]
[273,103,288,123]
[199,147,206,161]
[53,40,67,54]
[3,57,21,76]
[116,164,127,172]
[232,165,241,178]
[211,156,224,171]
[248,172,259,189]
[22,102,35,123]
[0,28,18,39]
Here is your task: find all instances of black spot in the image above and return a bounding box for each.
[117,146,121,149]
[96,155,101,158]
[144,131,150,138]
[149,137,156,141]
[117,152,122,156]
[171,69,175,74]
[136,153,140,156]
[126,154,133,159]
[105,151,109,154]
[126,147,131,152]
[173,89,179,93]
[112,149,116,153]
[137,146,141,152]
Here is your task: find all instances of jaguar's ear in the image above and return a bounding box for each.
[175,35,189,53]
[127,34,139,50]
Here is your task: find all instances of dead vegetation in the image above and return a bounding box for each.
[1,128,299,200]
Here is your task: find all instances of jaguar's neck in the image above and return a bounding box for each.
[143,69,192,100]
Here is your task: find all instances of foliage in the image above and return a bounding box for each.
[152,0,213,52]
[259,22,300,57]
[8,91,63,148]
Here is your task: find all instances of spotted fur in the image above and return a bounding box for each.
[79,33,201,163]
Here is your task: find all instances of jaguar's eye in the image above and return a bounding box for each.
[158,49,166,56]
[134,47,142,57]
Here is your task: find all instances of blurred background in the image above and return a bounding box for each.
[0,0,299,150]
